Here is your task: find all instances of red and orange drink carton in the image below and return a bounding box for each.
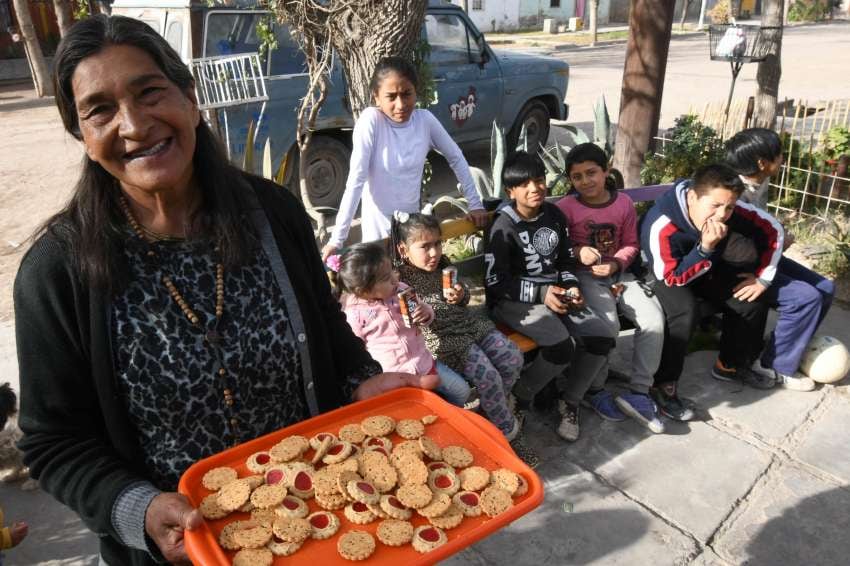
[397,287,419,327]
[442,266,458,299]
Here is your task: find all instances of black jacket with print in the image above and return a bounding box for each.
[484,201,579,306]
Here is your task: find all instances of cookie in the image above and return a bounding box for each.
[323,441,354,465]
[364,445,390,458]
[250,508,278,528]
[480,486,513,517]
[427,461,452,473]
[396,483,433,509]
[232,548,273,566]
[267,536,303,557]
[358,450,391,476]
[376,519,414,547]
[396,455,428,486]
[310,435,334,465]
[271,516,311,544]
[233,523,273,549]
[364,463,398,493]
[338,423,366,444]
[417,492,451,518]
[309,432,337,451]
[411,525,448,553]
[337,470,363,501]
[307,510,340,539]
[452,490,482,517]
[239,500,256,513]
[421,414,438,425]
[246,451,274,474]
[250,483,287,509]
[264,466,288,487]
[366,501,389,519]
[219,520,256,550]
[428,504,464,529]
[315,491,347,510]
[313,466,342,496]
[362,436,393,453]
[344,501,377,524]
[346,479,380,504]
[514,474,529,497]
[360,415,395,437]
[379,494,413,520]
[270,436,308,463]
[442,445,474,468]
[395,418,425,440]
[199,493,229,520]
[428,468,461,496]
[275,495,309,519]
[217,479,252,512]
[337,530,376,561]
[418,435,442,460]
[490,468,520,495]
[459,466,490,491]
[392,440,424,461]
[244,475,265,490]
[288,469,315,499]
[202,466,237,490]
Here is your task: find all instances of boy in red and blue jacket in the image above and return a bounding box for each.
[640,163,783,391]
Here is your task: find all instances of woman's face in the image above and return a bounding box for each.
[373,71,417,123]
[71,44,200,196]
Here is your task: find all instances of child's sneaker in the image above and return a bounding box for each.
[615,393,665,434]
[650,383,696,422]
[582,389,626,422]
[509,432,540,469]
[712,359,775,389]
[556,400,580,442]
[773,371,816,392]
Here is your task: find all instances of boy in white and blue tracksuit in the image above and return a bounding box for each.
[641,163,785,390]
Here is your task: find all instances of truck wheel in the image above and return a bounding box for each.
[508,100,551,153]
[296,136,351,209]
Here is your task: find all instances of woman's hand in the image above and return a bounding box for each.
[353,372,441,401]
[9,521,28,547]
[445,283,465,305]
[145,492,204,565]
[466,208,490,228]
[321,243,339,263]
[577,246,602,266]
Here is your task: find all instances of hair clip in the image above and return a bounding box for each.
[393,211,410,223]
[326,254,341,273]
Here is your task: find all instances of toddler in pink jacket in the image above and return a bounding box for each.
[335,243,471,406]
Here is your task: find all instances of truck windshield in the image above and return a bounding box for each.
[204,12,307,76]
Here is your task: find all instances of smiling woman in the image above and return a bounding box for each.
[14,15,438,566]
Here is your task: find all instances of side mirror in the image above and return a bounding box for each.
[475,35,490,67]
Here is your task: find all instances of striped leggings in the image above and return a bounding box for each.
[463,330,524,436]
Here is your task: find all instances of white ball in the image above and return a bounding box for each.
[800,335,850,384]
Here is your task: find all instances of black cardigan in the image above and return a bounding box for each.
[14,175,375,565]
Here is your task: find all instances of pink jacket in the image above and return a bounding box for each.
[340,284,436,375]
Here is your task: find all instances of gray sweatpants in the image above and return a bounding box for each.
[576,270,665,393]
[491,298,613,406]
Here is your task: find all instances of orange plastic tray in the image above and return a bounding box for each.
[179,388,543,565]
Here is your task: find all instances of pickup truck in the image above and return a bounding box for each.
[111,0,570,209]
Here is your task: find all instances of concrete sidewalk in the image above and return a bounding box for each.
[1,303,848,565]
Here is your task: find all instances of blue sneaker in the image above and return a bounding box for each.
[615,392,665,434]
[582,390,626,422]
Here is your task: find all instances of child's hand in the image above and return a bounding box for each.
[10,521,27,547]
[412,302,435,326]
[445,284,465,304]
[565,287,585,311]
[590,261,619,278]
[733,273,767,302]
[577,246,602,266]
[700,218,728,250]
[544,286,569,314]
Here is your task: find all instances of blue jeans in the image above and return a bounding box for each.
[434,361,471,406]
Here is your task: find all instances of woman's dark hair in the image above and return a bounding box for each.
[0,383,17,430]
[503,150,546,191]
[41,14,251,290]
[564,142,618,195]
[335,242,390,296]
[369,56,419,95]
[724,128,782,176]
[691,163,746,197]
[390,212,441,266]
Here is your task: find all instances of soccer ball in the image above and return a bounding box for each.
[800,335,850,384]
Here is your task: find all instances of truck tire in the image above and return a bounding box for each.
[508,100,551,153]
[294,136,351,210]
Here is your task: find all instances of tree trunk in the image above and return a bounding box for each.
[53,0,74,36]
[679,0,692,29]
[612,0,676,188]
[589,0,599,46]
[753,0,783,128]
[697,0,708,29]
[11,0,54,97]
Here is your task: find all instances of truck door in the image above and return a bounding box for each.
[424,11,502,144]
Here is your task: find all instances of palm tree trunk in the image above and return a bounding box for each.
[11,0,54,97]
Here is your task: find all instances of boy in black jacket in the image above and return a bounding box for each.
[485,152,615,442]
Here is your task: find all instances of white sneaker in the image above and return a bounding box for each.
[556,400,580,442]
[774,371,816,392]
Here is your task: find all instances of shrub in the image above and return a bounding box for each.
[640,115,725,185]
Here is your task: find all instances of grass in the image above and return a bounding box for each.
[784,213,850,279]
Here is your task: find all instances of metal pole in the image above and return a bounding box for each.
[722,60,742,138]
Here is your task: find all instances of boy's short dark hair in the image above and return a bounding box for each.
[502,151,546,191]
[0,383,17,430]
[724,128,782,176]
[565,143,608,176]
[691,163,746,197]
